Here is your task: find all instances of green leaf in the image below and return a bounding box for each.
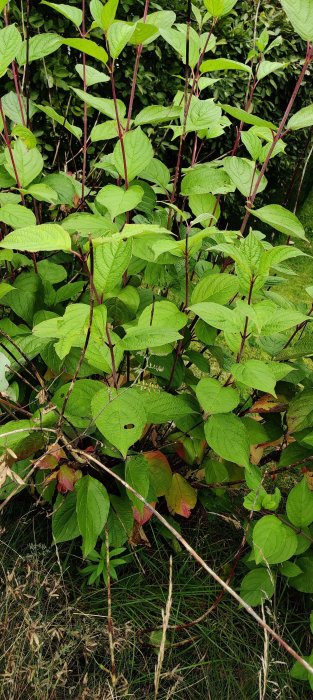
[280,0,313,42]
[241,131,262,160]
[223,157,267,197]
[137,300,187,331]
[93,239,132,294]
[220,103,278,130]
[191,272,239,305]
[253,515,298,565]
[91,386,147,457]
[0,24,22,78]
[125,454,150,513]
[165,473,197,517]
[139,158,170,189]
[35,103,82,139]
[196,377,239,414]
[286,478,313,528]
[204,0,237,15]
[72,87,125,119]
[113,127,154,182]
[107,21,135,59]
[256,60,287,81]
[63,38,108,64]
[90,120,125,142]
[134,104,181,126]
[205,413,250,467]
[291,555,313,593]
[231,360,280,396]
[4,140,43,187]
[240,568,275,607]
[75,63,110,87]
[251,205,306,240]
[52,379,103,428]
[75,475,110,557]
[181,165,235,196]
[201,58,251,74]
[2,91,37,125]
[0,283,15,302]
[52,492,80,544]
[23,183,59,204]
[0,204,36,229]
[128,21,158,45]
[120,326,182,351]
[101,0,119,31]
[288,104,313,131]
[276,336,313,361]
[4,271,42,324]
[189,302,241,333]
[287,391,313,433]
[41,1,82,27]
[96,184,143,220]
[0,224,71,252]
[132,388,197,424]
[17,33,62,65]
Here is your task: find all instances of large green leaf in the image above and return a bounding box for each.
[231,360,279,396]
[96,184,144,220]
[72,87,125,119]
[107,21,135,58]
[196,377,239,414]
[288,104,313,131]
[17,33,62,65]
[41,1,82,27]
[256,60,287,81]
[75,63,110,87]
[120,326,182,351]
[253,514,298,565]
[113,127,154,182]
[93,239,132,294]
[181,165,235,196]
[134,104,181,126]
[251,205,306,240]
[189,302,241,333]
[0,224,71,252]
[191,272,239,305]
[4,140,43,187]
[221,103,278,130]
[223,157,267,197]
[0,24,22,77]
[286,478,313,528]
[125,454,150,514]
[35,104,82,139]
[201,58,251,74]
[91,386,147,457]
[291,555,313,593]
[240,568,275,607]
[75,475,110,557]
[280,0,313,42]
[204,413,250,467]
[52,379,103,428]
[52,492,80,544]
[204,0,237,15]
[63,38,108,64]
[0,204,36,229]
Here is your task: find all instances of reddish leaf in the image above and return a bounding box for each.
[144,450,172,497]
[133,502,156,525]
[57,465,82,494]
[248,394,288,414]
[165,473,197,518]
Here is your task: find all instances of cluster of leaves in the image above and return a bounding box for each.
[0,0,313,687]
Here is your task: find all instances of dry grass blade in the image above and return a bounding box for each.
[154,555,173,700]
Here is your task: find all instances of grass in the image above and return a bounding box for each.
[1,189,313,700]
[0,493,311,700]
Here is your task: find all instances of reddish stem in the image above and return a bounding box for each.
[240,45,313,235]
[126,0,150,131]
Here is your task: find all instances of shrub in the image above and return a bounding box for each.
[0,0,313,688]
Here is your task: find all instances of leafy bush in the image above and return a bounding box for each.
[0,0,313,688]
